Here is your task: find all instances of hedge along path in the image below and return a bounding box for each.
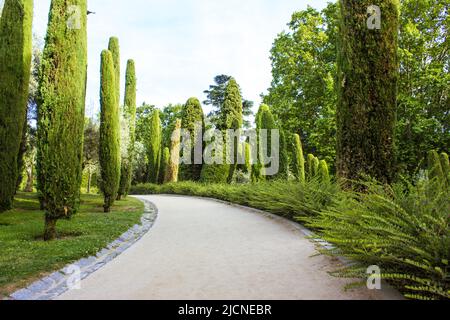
[58,195,403,300]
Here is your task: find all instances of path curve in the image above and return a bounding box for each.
[58,195,402,300]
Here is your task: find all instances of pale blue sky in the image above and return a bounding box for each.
[27,0,331,118]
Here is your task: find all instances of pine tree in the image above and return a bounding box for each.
[0,0,33,212]
[179,97,204,181]
[36,0,87,239]
[165,119,181,183]
[117,59,136,199]
[336,0,399,184]
[99,49,120,213]
[108,37,120,106]
[292,134,305,183]
[148,109,162,184]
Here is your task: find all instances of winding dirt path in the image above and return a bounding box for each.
[58,195,402,300]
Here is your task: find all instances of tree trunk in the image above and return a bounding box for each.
[336,0,399,184]
[25,166,33,192]
[44,216,57,241]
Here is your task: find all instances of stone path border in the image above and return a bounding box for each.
[7,199,158,301]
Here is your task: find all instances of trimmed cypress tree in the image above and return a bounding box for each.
[313,157,320,177]
[259,105,278,180]
[36,0,87,239]
[200,133,229,184]
[99,50,120,213]
[292,134,305,183]
[275,129,289,180]
[0,0,33,212]
[336,0,399,184]
[148,109,162,184]
[307,154,315,179]
[108,37,120,106]
[318,160,330,182]
[165,119,181,183]
[117,59,136,199]
[179,97,204,181]
[251,107,264,183]
[159,147,170,184]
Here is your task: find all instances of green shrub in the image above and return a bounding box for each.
[292,134,305,183]
[440,152,450,185]
[0,0,33,212]
[200,134,229,184]
[99,50,121,213]
[428,150,445,186]
[306,178,450,300]
[307,154,315,178]
[318,160,330,182]
[36,0,87,239]
[147,109,162,184]
[180,97,204,181]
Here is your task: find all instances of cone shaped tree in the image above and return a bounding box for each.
[336,0,399,184]
[108,37,120,106]
[165,119,181,183]
[159,147,170,184]
[179,97,204,181]
[99,50,120,213]
[117,59,136,199]
[259,105,277,180]
[0,0,33,212]
[36,0,87,240]
[148,109,162,184]
[292,134,305,183]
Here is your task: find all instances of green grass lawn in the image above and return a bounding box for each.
[0,192,144,298]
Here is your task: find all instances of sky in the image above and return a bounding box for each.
[22,0,330,118]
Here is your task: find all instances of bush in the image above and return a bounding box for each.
[305,178,449,300]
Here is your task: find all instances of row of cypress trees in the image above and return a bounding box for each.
[99,37,137,212]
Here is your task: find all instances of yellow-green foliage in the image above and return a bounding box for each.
[440,152,450,185]
[428,150,445,186]
[0,0,33,212]
[36,0,87,224]
[165,119,181,183]
[318,160,330,182]
[180,97,204,181]
[336,0,399,184]
[307,154,315,178]
[292,134,305,183]
[108,37,120,106]
[148,109,162,184]
[159,147,170,184]
[118,59,136,199]
[99,50,120,212]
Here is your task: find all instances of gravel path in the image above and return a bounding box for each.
[58,195,402,300]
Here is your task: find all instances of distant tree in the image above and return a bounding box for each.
[0,0,33,212]
[160,103,183,147]
[165,119,181,183]
[36,0,87,240]
[180,98,205,182]
[147,109,162,184]
[99,50,120,213]
[118,59,136,199]
[336,0,399,184]
[292,134,305,183]
[203,74,254,129]
[83,118,99,194]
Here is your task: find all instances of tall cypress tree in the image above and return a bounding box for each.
[259,105,278,181]
[336,0,399,184]
[0,0,33,212]
[117,59,136,199]
[148,109,162,184]
[179,97,204,181]
[159,147,170,184]
[36,0,87,239]
[292,134,305,183]
[99,50,120,213]
[108,37,120,106]
[165,119,181,183]
[251,106,264,183]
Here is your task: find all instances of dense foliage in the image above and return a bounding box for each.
[36,0,87,240]
[99,50,121,213]
[147,109,162,184]
[0,0,33,212]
